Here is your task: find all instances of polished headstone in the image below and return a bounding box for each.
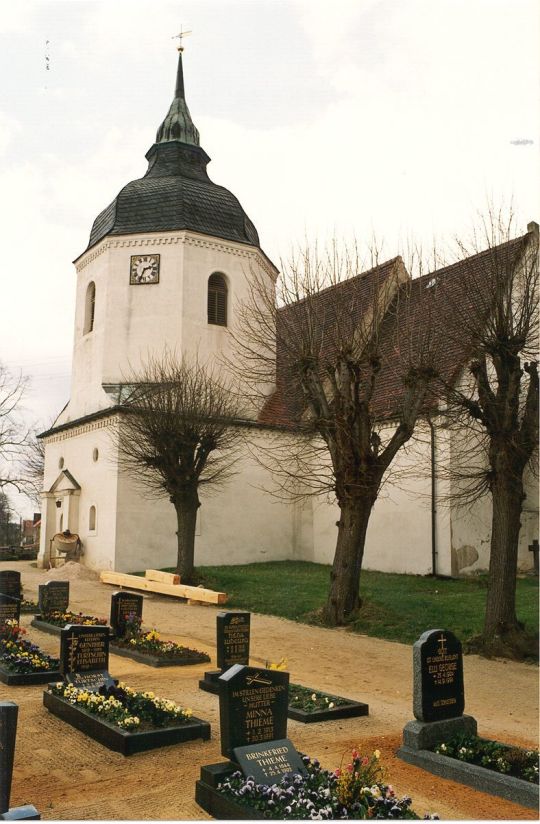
[219,664,289,760]
[216,612,250,670]
[234,738,307,785]
[60,624,114,692]
[0,703,40,820]
[38,582,69,615]
[413,628,464,722]
[109,592,143,637]
[0,572,21,601]
[0,595,20,634]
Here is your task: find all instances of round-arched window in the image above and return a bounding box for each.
[83,281,96,334]
[58,457,64,469]
[89,505,97,532]
[207,273,227,326]
[92,448,99,462]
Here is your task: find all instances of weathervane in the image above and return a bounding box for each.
[172,26,192,52]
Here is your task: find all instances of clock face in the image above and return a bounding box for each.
[130,254,160,285]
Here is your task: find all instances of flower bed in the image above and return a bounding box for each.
[44,681,211,755]
[288,684,369,723]
[31,610,109,636]
[196,750,438,820]
[110,627,210,668]
[434,735,538,785]
[0,620,61,685]
[20,599,39,614]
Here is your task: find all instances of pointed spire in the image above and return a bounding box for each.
[155,50,200,147]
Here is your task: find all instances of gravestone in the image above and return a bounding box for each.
[398,628,477,754]
[0,702,40,820]
[38,581,69,616]
[0,571,21,601]
[234,739,307,785]
[0,595,21,634]
[217,612,250,670]
[110,592,144,637]
[199,611,251,694]
[219,664,289,760]
[60,624,115,692]
[413,628,464,722]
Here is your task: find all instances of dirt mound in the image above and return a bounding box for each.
[42,561,99,582]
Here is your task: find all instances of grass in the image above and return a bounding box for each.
[180,560,540,650]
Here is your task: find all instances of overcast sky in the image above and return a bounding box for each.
[0,0,538,516]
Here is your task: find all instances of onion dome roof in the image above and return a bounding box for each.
[86,51,259,253]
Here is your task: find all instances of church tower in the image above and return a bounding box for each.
[38,49,281,571]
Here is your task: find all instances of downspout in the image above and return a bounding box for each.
[428,416,437,576]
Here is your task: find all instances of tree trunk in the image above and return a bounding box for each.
[483,472,524,640]
[322,497,374,625]
[173,492,200,581]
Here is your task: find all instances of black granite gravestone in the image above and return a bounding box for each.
[38,582,69,615]
[233,739,307,785]
[0,702,40,820]
[109,592,144,637]
[60,624,114,692]
[219,664,289,760]
[0,572,21,601]
[0,595,21,633]
[217,612,250,670]
[413,628,464,722]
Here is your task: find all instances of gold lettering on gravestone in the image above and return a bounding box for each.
[68,632,107,671]
[244,745,295,779]
[223,619,249,663]
[232,682,287,745]
[425,633,458,687]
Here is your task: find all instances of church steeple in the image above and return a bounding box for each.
[155,50,200,146]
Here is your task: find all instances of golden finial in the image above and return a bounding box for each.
[172,26,192,53]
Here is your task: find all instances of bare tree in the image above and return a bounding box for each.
[19,427,46,507]
[0,362,28,493]
[232,242,439,626]
[435,213,538,658]
[116,351,244,580]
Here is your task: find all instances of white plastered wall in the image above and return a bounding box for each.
[57,230,277,426]
[38,418,120,571]
[112,426,294,572]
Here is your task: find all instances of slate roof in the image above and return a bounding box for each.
[259,233,529,427]
[84,53,259,254]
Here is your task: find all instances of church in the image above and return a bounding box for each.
[37,49,538,577]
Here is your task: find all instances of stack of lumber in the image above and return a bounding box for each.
[100,569,228,605]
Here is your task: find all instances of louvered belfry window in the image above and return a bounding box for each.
[207,273,228,326]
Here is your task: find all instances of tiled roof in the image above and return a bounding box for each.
[259,234,529,427]
[87,141,259,252]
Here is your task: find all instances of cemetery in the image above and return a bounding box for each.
[108,591,211,667]
[31,581,108,637]
[0,560,537,820]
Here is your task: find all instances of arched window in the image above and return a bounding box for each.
[83,281,96,334]
[89,505,97,532]
[207,273,227,326]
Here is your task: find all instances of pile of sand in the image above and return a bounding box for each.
[41,561,99,582]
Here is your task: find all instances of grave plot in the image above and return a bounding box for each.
[108,592,210,667]
[0,702,40,820]
[199,611,368,721]
[43,624,211,755]
[195,664,434,820]
[31,581,108,636]
[0,594,61,686]
[397,628,539,810]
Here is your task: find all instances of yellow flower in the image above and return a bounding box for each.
[374,750,380,760]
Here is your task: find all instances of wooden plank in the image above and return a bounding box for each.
[100,571,227,604]
[145,569,181,585]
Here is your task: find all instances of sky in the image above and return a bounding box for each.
[0,0,538,516]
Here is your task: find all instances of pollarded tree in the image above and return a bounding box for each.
[231,243,440,626]
[116,351,243,581]
[435,213,538,658]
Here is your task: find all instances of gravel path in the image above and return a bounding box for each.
[2,560,538,820]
